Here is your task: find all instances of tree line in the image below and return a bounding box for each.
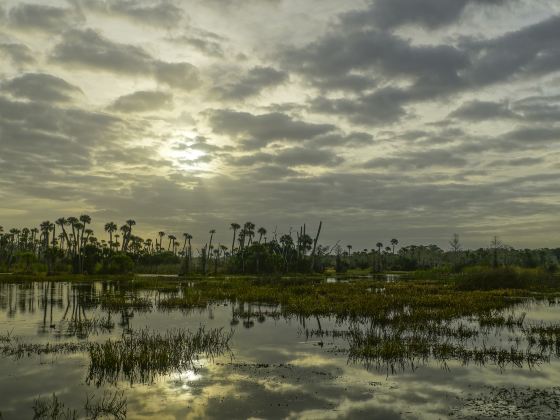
[0,218,558,275]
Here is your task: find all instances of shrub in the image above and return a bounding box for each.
[455,266,554,290]
[102,254,134,274]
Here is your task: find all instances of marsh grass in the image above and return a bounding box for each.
[477,311,526,328]
[84,390,127,419]
[32,394,77,420]
[87,326,233,385]
[32,391,126,420]
[59,316,115,339]
[524,323,560,355]
[99,294,152,312]
[347,328,550,373]
[1,339,90,359]
[156,294,209,310]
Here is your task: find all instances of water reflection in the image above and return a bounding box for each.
[1,281,560,419]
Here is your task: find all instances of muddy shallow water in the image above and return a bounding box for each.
[1,281,560,419]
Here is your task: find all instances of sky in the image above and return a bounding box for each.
[0,0,559,250]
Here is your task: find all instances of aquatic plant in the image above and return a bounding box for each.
[32,394,77,420]
[84,390,127,419]
[87,326,233,385]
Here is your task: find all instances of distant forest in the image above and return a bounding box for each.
[1,217,558,275]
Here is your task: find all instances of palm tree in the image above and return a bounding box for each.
[56,218,70,254]
[244,222,255,245]
[390,238,398,254]
[104,222,117,253]
[230,223,240,255]
[123,219,136,251]
[168,235,176,253]
[67,217,78,255]
[376,242,383,272]
[79,214,91,250]
[120,225,130,251]
[257,227,267,244]
[207,229,216,266]
[182,233,190,254]
[158,231,165,252]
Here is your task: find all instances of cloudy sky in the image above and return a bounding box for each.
[0,0,559,249]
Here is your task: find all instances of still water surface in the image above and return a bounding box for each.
[0,280,559,419]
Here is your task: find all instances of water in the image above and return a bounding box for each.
[1,281,559,419]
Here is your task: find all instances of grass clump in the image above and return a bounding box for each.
[84,390,127,419]
[87,326,233,385]
[32,394,77,420]
[99,294,152,311]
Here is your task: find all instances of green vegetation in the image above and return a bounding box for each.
[456,266,556,290]
[2,220,559,279]
[32,391,126,420]
[87,327,233,385]
[32,394,77,420]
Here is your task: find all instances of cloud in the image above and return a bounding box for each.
[167,34,225,57]
[341,0,509,30]
[1,73,83,103]
[215,66,288,100]
[207,109,336,149]
[284,11,560,126]
[51,29,199,89]
[0,43,35,66]
[109,90,172,113]
[233,147,344,168]
[487,156,544,167]
[465,15,560,85]
[310,88,409,126]
[308,132,374,148]
[449,100,518,121]
[73,0,185,27]
[511,95,560,122]
[7,3,81,33]
[364,149,468,170]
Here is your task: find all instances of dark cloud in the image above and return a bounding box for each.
[216,66,288,100]
[7,3,81,33]
[342,0,509,30]
[167,35,225,57]
[0,43,35,66]
[234,147,344,168]
[487,157,544,167]
[502,127,560,145]
[73,0,184,27]
[308,132,374,148]
[109,90,172,113]
[166,28,227,57]
[208,109,336,149]
[285,29,468,89]
[2,73,83,103]
[285,12,560,126]
[465,15,560,85]
[512,95,560,122]
[364,149,468,170]
[310,88,409,126]
[0,95,123,186]
[449,100,517,121]
[51,29,199,89]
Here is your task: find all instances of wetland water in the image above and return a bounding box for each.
[1,280,560,419]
